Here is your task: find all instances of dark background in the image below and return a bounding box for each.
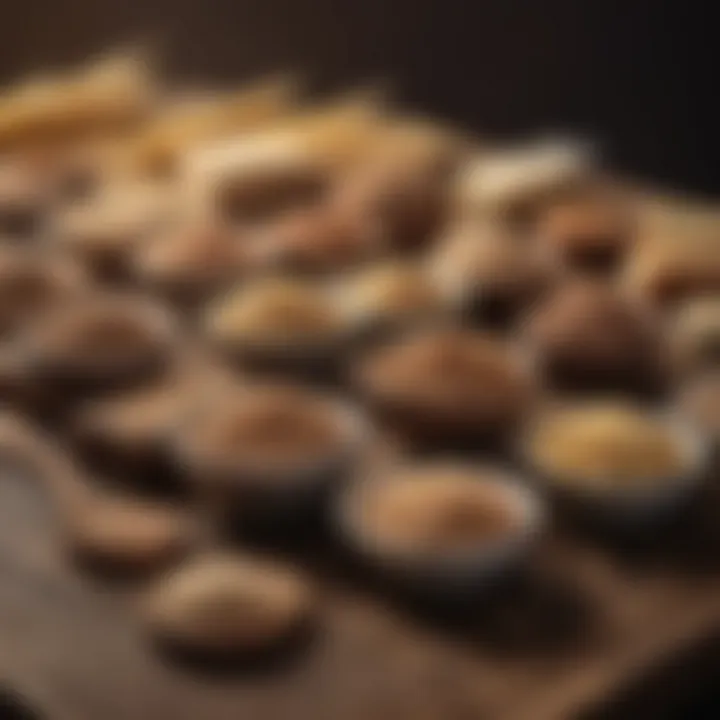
[1,0,717,197]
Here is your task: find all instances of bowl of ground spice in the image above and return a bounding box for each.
[172,382,371,530]
[338,463,544,596]
[525,400,710,525]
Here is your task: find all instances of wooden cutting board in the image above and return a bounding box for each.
[0,195,718,720]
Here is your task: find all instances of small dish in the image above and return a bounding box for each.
[24,292,177,396]
[71,374,192,483]
[337,462,545,598]
[203,277,352,380]
[535,188,636,275]
[355,327,537,451]
[172,382,371,532]
[71,353,239,485]
[0,246,87,340]
[141,552,316,660]
[256,203,386,275]
[523,400,710,527]
[339,259,465,343]
[133,223,249,308]
[525,278,667,396]
[62,492,197,577]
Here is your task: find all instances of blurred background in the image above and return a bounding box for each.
[1,0,717,196]
[0,3,718,719]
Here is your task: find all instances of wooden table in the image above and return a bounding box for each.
[3,458,720,720]
[1,196,718,720]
